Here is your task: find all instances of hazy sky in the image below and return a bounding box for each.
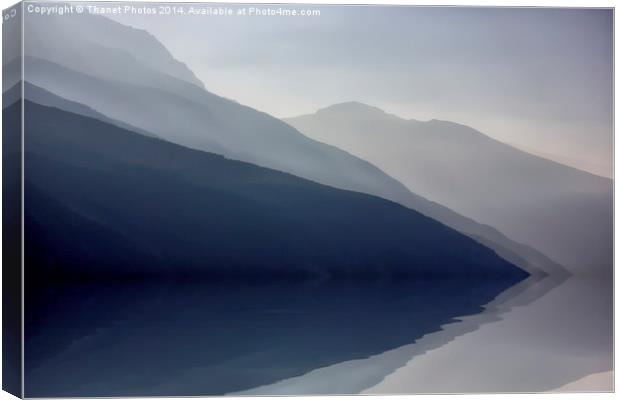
[112,6,613,177]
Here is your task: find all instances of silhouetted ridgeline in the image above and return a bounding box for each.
[13,101,528,282]
[21,12,562,277]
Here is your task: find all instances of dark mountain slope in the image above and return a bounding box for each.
[19,58,559,276]
[16,101,527,281]
[21,56,410,204]
[3,82,157,138]
[21,13,563,276]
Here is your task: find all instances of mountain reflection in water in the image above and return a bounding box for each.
[25,276,521,397]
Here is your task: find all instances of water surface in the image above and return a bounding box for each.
[25,277,519,397]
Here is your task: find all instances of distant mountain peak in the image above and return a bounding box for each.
[25,12,205,90]
[316,101,389,116]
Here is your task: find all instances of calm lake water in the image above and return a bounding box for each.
[25,277,520,397]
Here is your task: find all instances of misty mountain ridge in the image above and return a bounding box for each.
[20,13,567,277]
[25,12,204,89]
[3,82,159,139]
[18,78,564,278]
[286,102,612,274]
[508,141,612,179]
[316,102,392,116]
[312,102,609,176]
[294,101,612,189]
[15,100,529,281]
